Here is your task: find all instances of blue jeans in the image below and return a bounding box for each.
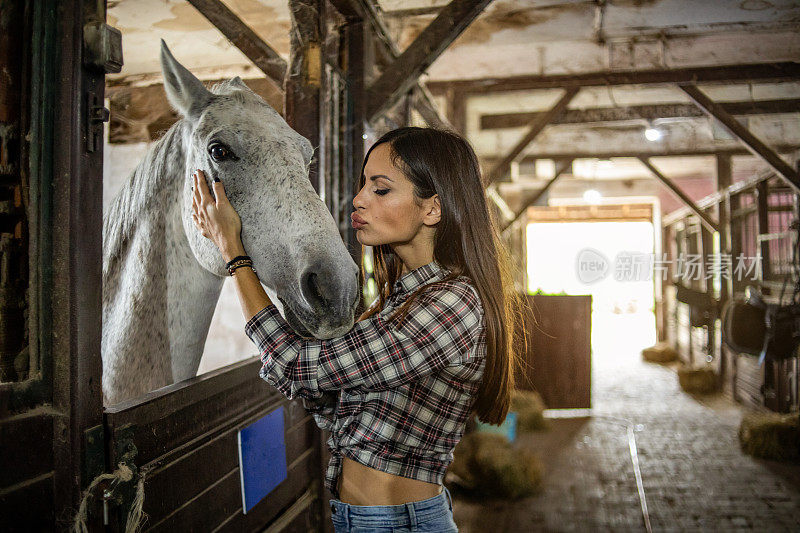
[329,486,458,532]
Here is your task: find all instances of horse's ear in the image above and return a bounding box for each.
[160,40,212,120]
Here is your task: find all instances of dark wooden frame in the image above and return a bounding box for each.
[1,0,107,528]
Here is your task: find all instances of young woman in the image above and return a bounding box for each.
[191,127,524,532]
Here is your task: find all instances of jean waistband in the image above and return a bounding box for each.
[329,485,453,528]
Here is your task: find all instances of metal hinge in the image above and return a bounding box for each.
[86,91,110,153]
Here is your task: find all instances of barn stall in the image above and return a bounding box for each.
[1,0,800,531]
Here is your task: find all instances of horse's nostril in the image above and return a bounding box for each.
[302,270,326,307]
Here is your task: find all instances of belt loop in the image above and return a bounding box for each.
[444,486,453,511]
[405,501,417,529]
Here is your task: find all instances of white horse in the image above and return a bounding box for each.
[102,41,359,405]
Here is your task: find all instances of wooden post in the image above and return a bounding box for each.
[342,18,367,278]
[285,0,326,194]
[284,2,330,528]
[716,154,732,391]
[716,155,733,302]
[446,87,467,136]
[659,224,671,343]
[756,179,771,280]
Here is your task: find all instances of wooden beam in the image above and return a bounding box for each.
[501,158,573,232]
[480,144,800,164]
[480,99,800,130]
[328,0,365,19]
[187,0,287,90]
[367,0,493,122]
[427,62,800,95]
[332,0,451,128]
[638,157,719,233]
[680,84,800,193]
[486,87,579,185]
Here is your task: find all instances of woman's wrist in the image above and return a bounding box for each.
[219,238,246,263]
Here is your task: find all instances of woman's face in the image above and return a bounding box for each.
[351,142,435,248]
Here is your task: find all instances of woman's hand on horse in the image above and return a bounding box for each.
[191,169,244,260]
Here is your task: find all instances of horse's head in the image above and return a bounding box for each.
[159,40,359,339]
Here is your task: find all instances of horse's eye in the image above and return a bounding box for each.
[209,143,234,161]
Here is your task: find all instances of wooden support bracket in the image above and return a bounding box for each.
[366,0,493,123]
[188,0,287,90]
[680,84,800,193]
[501,158,574,232]
[638,156,719,233]
[486,87,579,186]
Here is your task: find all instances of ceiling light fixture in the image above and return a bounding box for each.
[583,189,602,204]
[644,126,662,142]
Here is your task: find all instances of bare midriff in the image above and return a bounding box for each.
[337,456,443,505]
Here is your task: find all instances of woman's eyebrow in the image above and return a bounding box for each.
[368,174,393,182]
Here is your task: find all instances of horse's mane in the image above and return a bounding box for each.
[102,121,186,279]
[102,80,276,280]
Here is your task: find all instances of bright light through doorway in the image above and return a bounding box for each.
[526,221,658,362]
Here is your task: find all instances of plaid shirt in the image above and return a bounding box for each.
[244,260,486,498]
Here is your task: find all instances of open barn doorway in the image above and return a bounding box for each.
[526,205,659,373]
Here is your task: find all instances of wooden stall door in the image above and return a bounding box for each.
[103,359,321,531]
[516,294,592,409]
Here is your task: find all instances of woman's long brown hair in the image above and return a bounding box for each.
[356,127,526,425]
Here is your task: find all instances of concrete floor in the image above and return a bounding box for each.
[451,311,800,532]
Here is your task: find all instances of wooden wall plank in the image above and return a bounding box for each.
[0,473,54,532]
[0,413,53,489]
[148,451,315,532]
[141,416,317,521]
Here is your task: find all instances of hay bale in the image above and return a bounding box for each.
[677,365,718,394]
[447,432,543,499]
[738,410,800,462]
[511,389,548,432]
[642,341,678,363]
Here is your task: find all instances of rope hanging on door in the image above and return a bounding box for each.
[72,462,146,533]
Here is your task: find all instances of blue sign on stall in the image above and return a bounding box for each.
[237,406,288,514]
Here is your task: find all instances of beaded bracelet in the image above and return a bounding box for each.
[225,255,251,269]
[227,258,256,276]
[229,264,256,276]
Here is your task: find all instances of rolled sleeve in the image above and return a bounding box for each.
[244,284,484,401]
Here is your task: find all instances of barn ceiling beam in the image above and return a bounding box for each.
[480,145,800,164]
[680,84,800,193]
[366,0,494,123]
[480,99,800,130]
[427,62,800,94]
[330,0,452,128]
[638,157,719,233]
[187,0,287,90]
[485,87,580,186]
[501,158,574,232]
